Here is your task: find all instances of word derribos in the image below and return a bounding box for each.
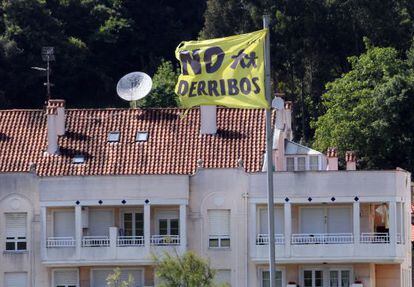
[176,47,261,97]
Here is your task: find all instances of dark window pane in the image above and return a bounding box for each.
[17,241,27,250]
[159,220,168,235]
[170,219,179,235]
[6,242,15,250]
[221,238,230,247]
[209,238,219,247]
[135,213,144,236]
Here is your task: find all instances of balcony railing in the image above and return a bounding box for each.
[291,233,353,245]
[117,236,144,247]
[256,234,284,245]
[360,233,389,244]
[46,237,75,248]
[82,236,110,247]
[150,235,180,246]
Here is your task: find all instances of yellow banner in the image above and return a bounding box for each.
[175,29,269,109]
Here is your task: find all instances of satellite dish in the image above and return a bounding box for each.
[272,97,284,110]
[116,72,152,101]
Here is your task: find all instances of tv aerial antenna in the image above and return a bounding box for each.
[116,72,152,108]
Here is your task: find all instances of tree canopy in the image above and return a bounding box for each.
[154,251,221,287]
[313,40,414,171]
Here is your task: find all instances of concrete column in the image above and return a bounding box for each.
[389,201,397,247]
[249,203,257,255]
[284,202,292,257]
[40,207,47,260]
[144,204,151,250]
[353,201,360,244]
[109,226,118,258]
[75,205,82,259]
[180,204,187,252]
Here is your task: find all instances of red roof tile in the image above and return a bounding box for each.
[0,108,269,176]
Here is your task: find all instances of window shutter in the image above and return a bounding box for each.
[327,207,352,233]
[92,270,111,287]
[54,211,75,237]
[215,270,231,286]
[5,272,27,287]
[6,213,27,237]
[54,270,78,286]
[208,210,230,236]
[119,270,142,287]
[259,207,284,234]
[88,210,113,236]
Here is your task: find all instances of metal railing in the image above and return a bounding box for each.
[46,237,76,248]
[360,233,390,244]
[82,236,110,247]
[291,233,353,244]
[256,234,284,245]
[117,236,145,247]
[150,235,180,246]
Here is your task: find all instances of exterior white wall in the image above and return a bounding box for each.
[0,169,411,286]
[188,168,249,287]
[0,173,48,287]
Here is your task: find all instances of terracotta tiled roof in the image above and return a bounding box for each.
[0,108,269,176]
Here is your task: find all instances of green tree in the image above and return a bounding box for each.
[313,39,414,171]
[138,60,179,108]
[154,251,223,287]
[106,267,134,287]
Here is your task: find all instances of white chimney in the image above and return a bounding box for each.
[345,151,357,171]
[284,101,293,140]
[46,106,58,154]
[48,99,66,135]
[326,147,338,171]
[200,105,217,135]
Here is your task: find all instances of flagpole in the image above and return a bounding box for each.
[263,15,276,287]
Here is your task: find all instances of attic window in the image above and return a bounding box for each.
[136,131,148,142]
[108,131,120,142]
[73,155,85,164]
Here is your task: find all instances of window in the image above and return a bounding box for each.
[215,270,231,286]
[329,270,350,287]
[286,157,295,171]
[107,131,120,142]
[303,270,323,287]
[158,218,179,236]
[5,213,27,251]
[297,157,306,171]
[72,155,85,164]
[135,131,148,142]
[54,269,78,287]
[5,272,27,287]
[309,156,319,170]
[122,211,144,237]
[262,270,282,287]
[208,210,230,248]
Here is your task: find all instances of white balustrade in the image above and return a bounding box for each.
[256,234,285,245]
[117,236,145,247]
[82,236,110,247]
[150,235,180,246]
[360,232,390,244]
[291,233,353,245]
[46,237,75,248]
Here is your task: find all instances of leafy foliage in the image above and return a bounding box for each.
[0,0,205,108]
[106,267,134,287]
[154,251,223,287]
[313,40,414,171]
[138,60,179,108]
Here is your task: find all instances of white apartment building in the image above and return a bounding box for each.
[0,100,411,287]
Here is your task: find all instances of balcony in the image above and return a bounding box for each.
[41,204,187,265]
[252,232,405,263]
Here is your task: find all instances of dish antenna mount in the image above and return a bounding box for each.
[116,72,152,104]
